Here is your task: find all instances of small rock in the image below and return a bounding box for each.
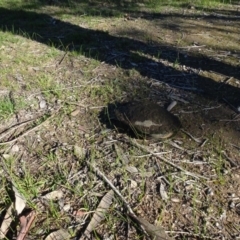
[42,190,63,200]
[129,179,138,188]
[63,204,71,212]
[160,183,169,201]
[39,99,47,109]
[126,166,138,173]
[171,198,180,203]
[11,145,20,153]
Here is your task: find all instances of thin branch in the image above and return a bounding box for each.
[57,51,68,66]
[181,129,202,143]
[178,45,206,49]
[0,117,41,141]
[131,140,209,180]
[0,107,61,145]
[84,154,151,239]
[85,158,136,217]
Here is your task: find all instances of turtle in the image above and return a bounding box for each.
[111,100,181,139]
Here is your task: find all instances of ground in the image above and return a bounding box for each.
[0,0,239,239]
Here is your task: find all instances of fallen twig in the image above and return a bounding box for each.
[57,51,68,66]
[84,165,149,238]
[178,45,206,49]
[131,140,209,180]
[222,98,240,114]
[181,129,202,143]
[223,152,239,168]
[0,107,62,146]
[0,117,41,141]
[200,138,208,147]
[17,211,36,240]
[85,155,137,218]
[85,155,173,240]
[231,143,240,150]
[167,101,177,112]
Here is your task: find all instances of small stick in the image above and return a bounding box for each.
[231,143,240,150]
[181,129,202,143]
[223,152,238,167]
[131,140,209,180]
[85,159,136,217]
[200,138,208,148]
[169,95,189,104]
[0,117,41,141]
[17,211,36,240]
[178,45,206,49]
[58,51,68,65]
[167,101,177,112]
[85,155,150,239]
[222,98,239,114]
[87,157,173,240]
[0,107,61,145]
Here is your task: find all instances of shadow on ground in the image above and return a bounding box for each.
[0,5,240,144]
[0,7,239,106]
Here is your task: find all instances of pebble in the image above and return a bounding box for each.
[39,99,47,109]
[63,204,71,212]
[11,144,20,153]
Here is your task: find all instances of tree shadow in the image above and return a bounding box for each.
[0,6,239,109]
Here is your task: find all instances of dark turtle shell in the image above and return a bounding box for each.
[113,101,181,139]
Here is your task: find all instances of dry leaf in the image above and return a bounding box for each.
[0,203,14,239]
[2,154,11,159]
[130,214,173,240]
[62,204,71,212]
[45,229,70,240]
[160,183,169,201]
[126,166,138,174]
[0,185,26,239]
[43,190,63,200]
[13,186,26,215]
[83,190,114,238]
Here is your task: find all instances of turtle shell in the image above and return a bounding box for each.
[113,101,181,139]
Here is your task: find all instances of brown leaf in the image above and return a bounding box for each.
[45,229,71,240]
[129,214,173,240]
[83,190,114,238]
